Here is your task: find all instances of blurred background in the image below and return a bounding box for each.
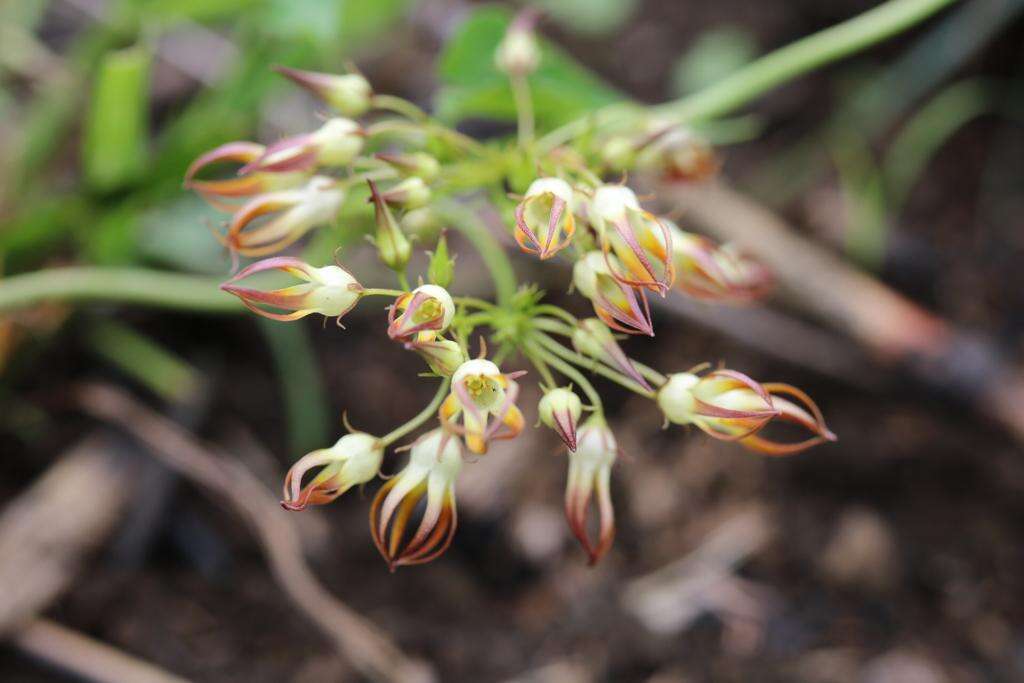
[2,0,1024,681]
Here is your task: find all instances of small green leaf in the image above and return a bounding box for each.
[435,6,620,129]
[82,45,151,193]
[427,231,455,288]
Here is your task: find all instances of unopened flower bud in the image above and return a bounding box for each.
[539,387,583,451]
[495,10,541,77]
[281,432,383,510]
[221,257,363,322]
[379,176,431,209]
[591,185,674,296]
[311,118,365,166]
[573,252,654,336]
[375,152,441,183]
[275,65,373,117]
[369,180,411,272]
[514,177,576,259]
[412,338,467,377]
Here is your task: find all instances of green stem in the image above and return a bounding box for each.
[534,331,655,398]
[532,316,665,385]
[436,199,517,306]
[526,339,603,412]
[380,378,451,447]
[510,74,534,149]
[363,287,405,297]
[0,267,240,313]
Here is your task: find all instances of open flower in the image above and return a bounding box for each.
[240,118,364,176]
[667,220,772,302]
[387,284,455,342]
[571,317,653,392]
[590,185,674,296]
[657,369,836,455]
[370,429,462,570]
[184,141,310,209]
[281,432,383,511]
[514,177,577,259]
[274,65,373,117]
[220,176,344,257]
[440,358,525,455]
[565,417,618,565]
[539,387,583,451]
[220,257,363,322]
[573,251,654,336]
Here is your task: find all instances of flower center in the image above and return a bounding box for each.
[413,298,442,324]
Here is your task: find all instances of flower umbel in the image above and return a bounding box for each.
[514,177,576,259]
[565,417,618,565]
[220,257,363,321]
[281,433,383,510]
[440,358,526,454]
[370,429,462,571]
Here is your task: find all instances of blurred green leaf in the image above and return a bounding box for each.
[435,6,620,128]
[82,45,152,193]
[339,0,414,47]
[671,27,757,97]
[264,0,342,44]
[135,0,263,25]
[534,0,637,36]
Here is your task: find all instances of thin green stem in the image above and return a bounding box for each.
[380,378,451,447]
[363,287,405,297]
[532,318,664,387]
[436,199,517,306]
[532,304,578,326]
[372,94,484,153]
[534,331,655,399]
[0,267,240,313]
[510,74,534,149]
[454,296,495,309]
[396,272,411,291]
[524,348,558,389]
[526,339,602,412]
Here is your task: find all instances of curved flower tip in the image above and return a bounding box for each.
[565,418,617,565]
[514,177,576,260]
[184,141,309,209]
[440,358,525,455]
[221,256,363,322]
[539,387,583,451]
[274,65,372,118]
[591,185,674,296]
[281,433,383,511]
[220,176,344,257]
[573,252,654,336]
[388,284,455,342]
[668,221,772,303]
[370,429,462,570]
[657,369,835,455]
[241,118,364,176]
[571,318,653,393]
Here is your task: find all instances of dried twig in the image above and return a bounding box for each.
[77,383,435,683]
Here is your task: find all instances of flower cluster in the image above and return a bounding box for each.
[188,17,835,570]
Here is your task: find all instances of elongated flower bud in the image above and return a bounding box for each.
[411,338,467,377]
[657,369,836,455]
[573,252,654,336]
[370,429,462,570]
[495,10,540,77]
[184,141,310,209]
[514,177,576,259]
[220,176,344,257]
[387,284,455,342]
[281,432,383,510]
[636,123,720,183]
[378,177,431,210]
[571,318,652,392]
[240,118,364,176]
[539,387,583,451]
[667,220,772,302]
[591,185,674,296]
[369,180,411,272]
[274,65,373,117]
[565,416,617,565]
[440,358,526,455]
[375,152,440,183]
[220,257,363,322]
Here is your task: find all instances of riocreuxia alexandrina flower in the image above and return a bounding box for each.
[184,141,310,208]
[590,184,674,296]
[657,368,836,455]
[219,176,345,257]
[387,284,455,342]
[273,65,373,117]
[635,122,720,183]
[539,387,583,452]
[565,416,618,565]
[370,429,462,570]
[220,257,363,321]
[281,432,384,510]
[514,177,577,259]
[571,317,653,392]
[411,338,467,377]
[240,118,365,176]
[573,251,654,336]
[667,220,772,303]
[440,358,526,454]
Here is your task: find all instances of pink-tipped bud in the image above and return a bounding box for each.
[281,433,383,511]
[184,141,309,209]
[591,185,674,296]
[514,177,577,259]
[240,118,364,177]
[667,220,772,303]
[274,65,373,117]
[495,10,541,77]
[573,252,654,336]
[220,256,363,322]
[564,416,617,565]
[370,429,462,570]
[539,387,583,451]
